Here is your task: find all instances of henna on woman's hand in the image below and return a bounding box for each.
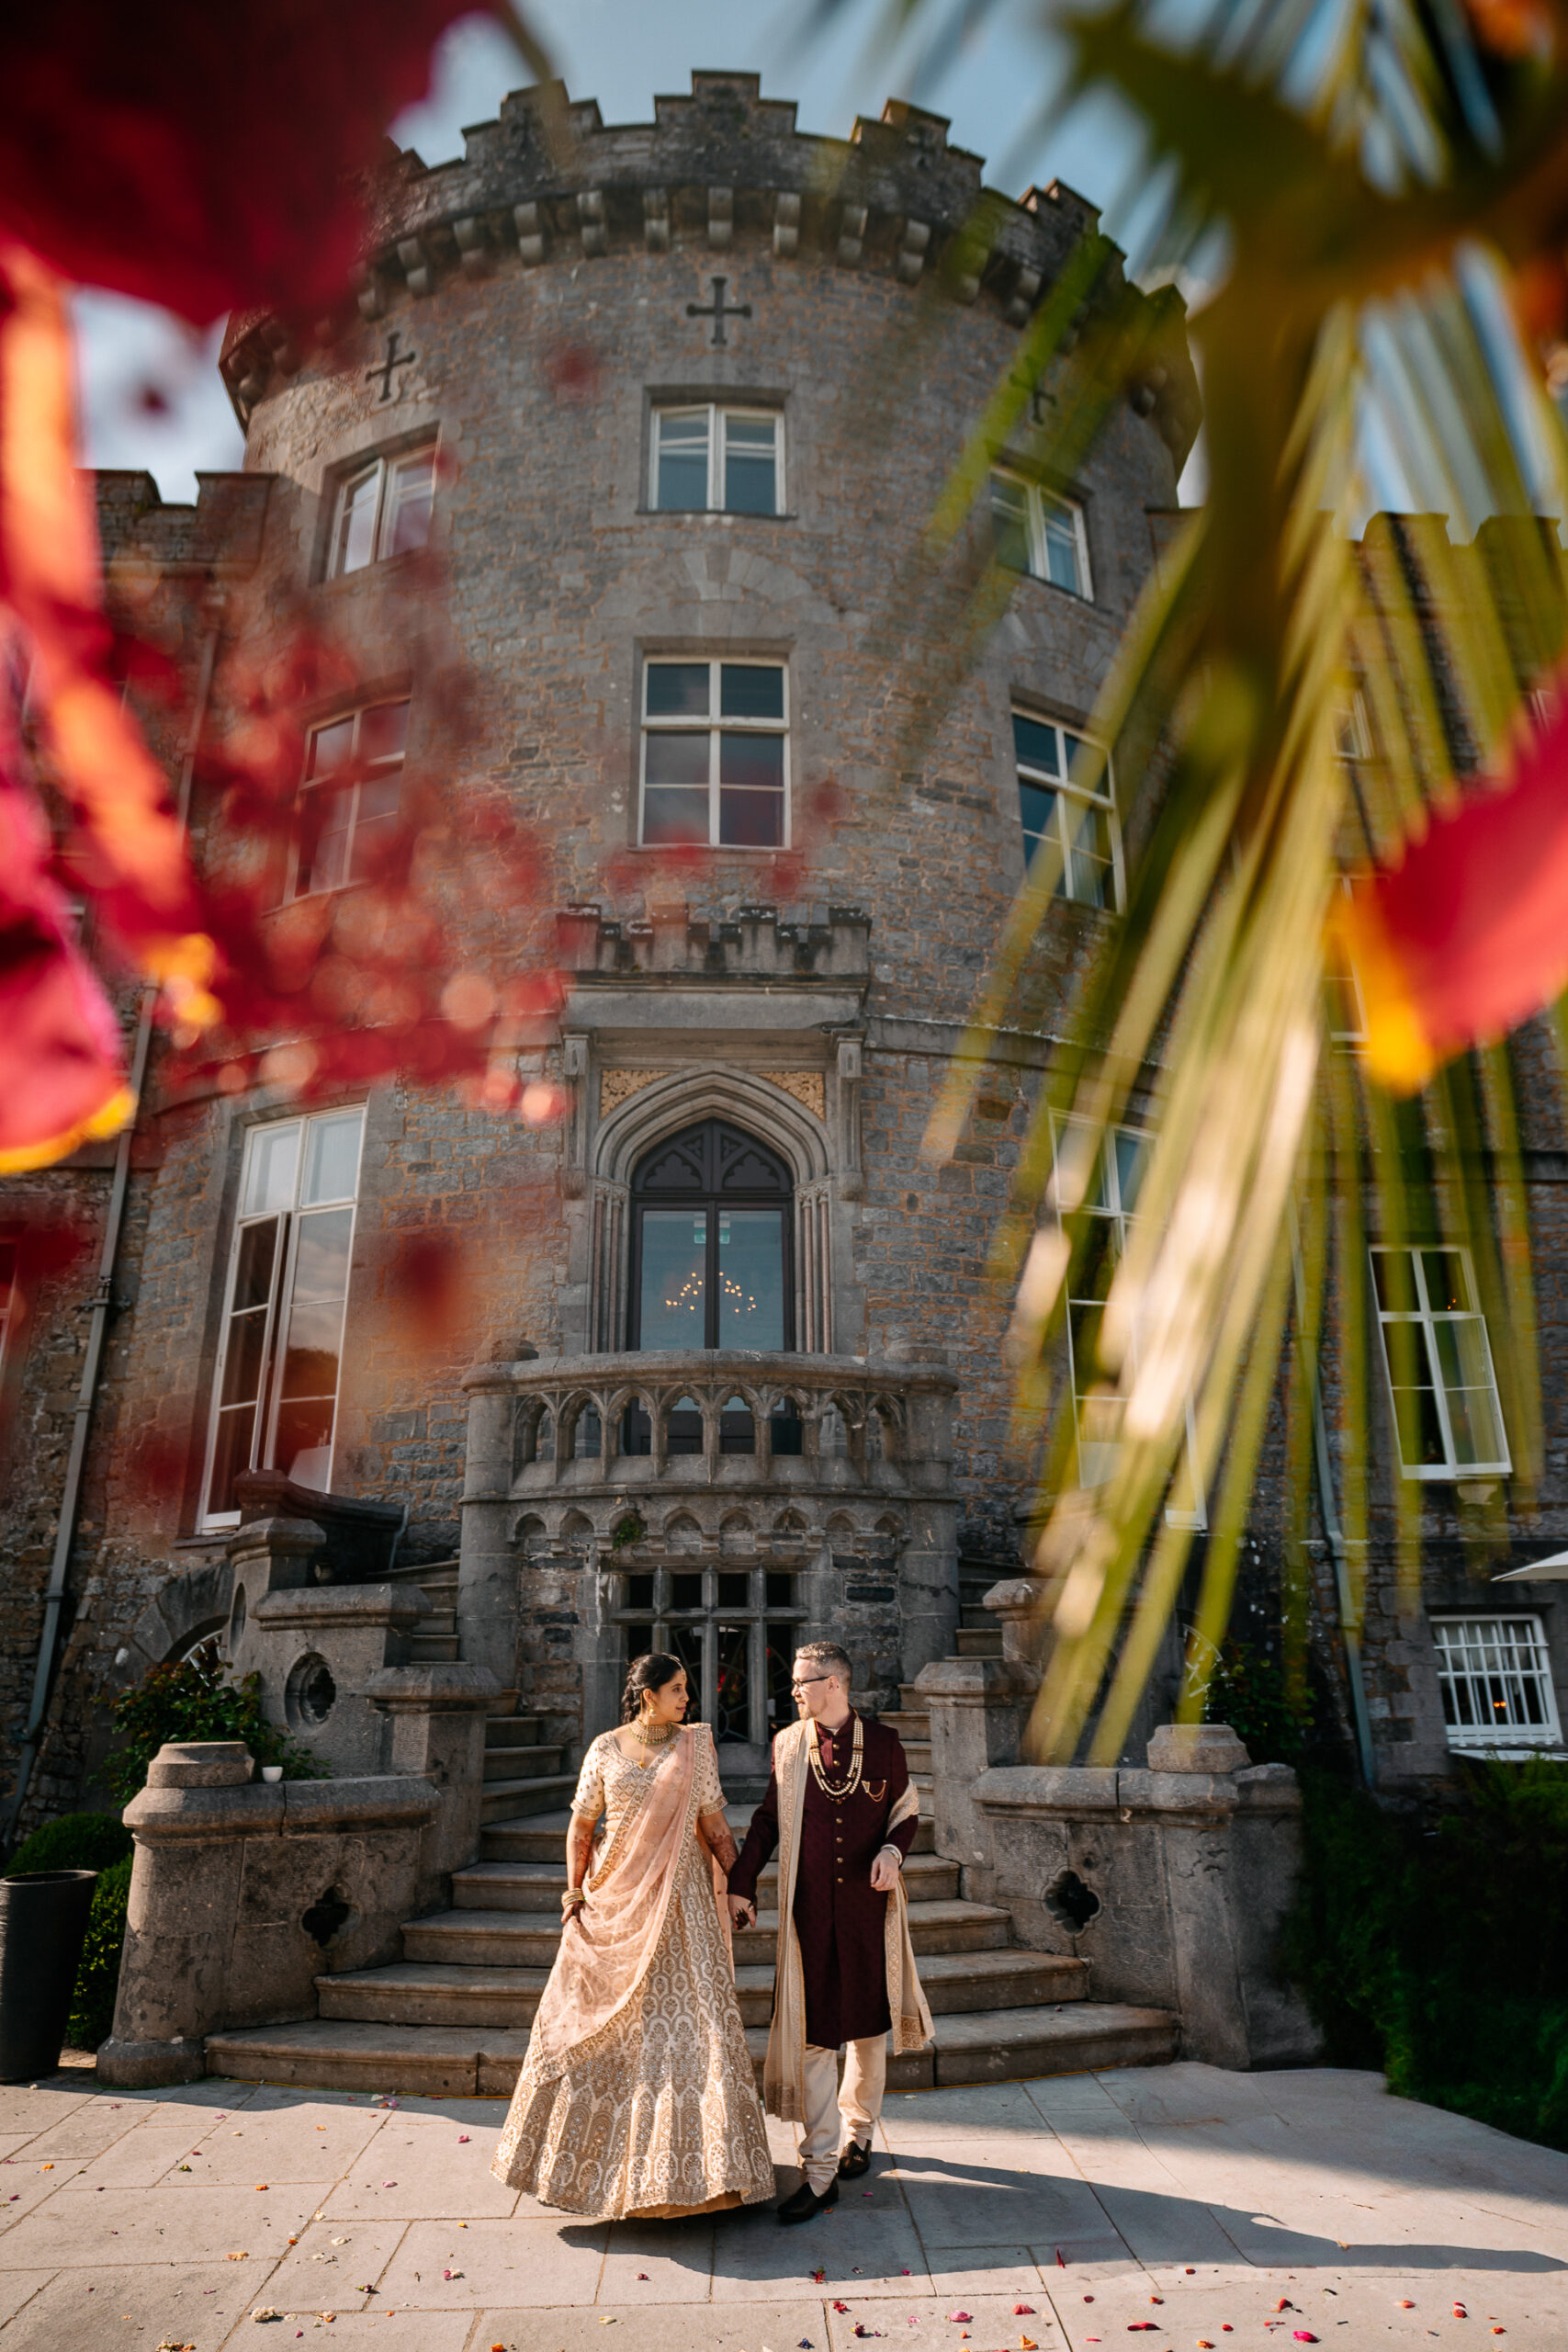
[697,1808,739,1873]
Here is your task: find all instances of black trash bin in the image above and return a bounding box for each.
[0,1871,97,2083]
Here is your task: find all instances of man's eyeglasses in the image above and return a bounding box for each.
[790,1674,831,1690]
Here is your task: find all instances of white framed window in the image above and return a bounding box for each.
[1433,1616,1562,1752]
[1333,692,1373,762]
[1371,1245,1510,1478]
[329,443,436,577]
[1055,1116,1205,1528]
[1014,711,1122,910]
[990,469,1091,597]
[288,699,409,900]
[639,660,788,849]
[651,405,783,515]
[202,1107,366,1527]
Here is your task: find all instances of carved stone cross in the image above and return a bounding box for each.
[1010,367,1055,428]
[367,330,417,402]
[685,275,751,348]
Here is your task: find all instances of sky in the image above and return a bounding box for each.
[77,0,1163,504]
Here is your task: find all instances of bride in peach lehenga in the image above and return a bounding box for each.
[491,1652,776,2221]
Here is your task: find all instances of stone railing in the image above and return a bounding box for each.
[465,1347,952,1501]
[458,1349,960,1728]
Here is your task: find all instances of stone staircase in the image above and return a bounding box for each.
[206,1558,1176,2098]
[396,1562,579,1820]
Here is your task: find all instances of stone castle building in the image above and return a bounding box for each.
[0,71,1199,1823]
[3,65,1566,1991]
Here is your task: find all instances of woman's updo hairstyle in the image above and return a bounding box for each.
[622,1651,685,1725]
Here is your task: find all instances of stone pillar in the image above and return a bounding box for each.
[459,1362,526,1692]
[228,1568,427,1777]
[913,1655,1038,1870]
[983,1575,1049,1674]
[965,1724,1321,2070]
[365,1661,501,1910]
[890,1354,958,1681]
[98,1742,255,2086]
[98,1741,439,2089]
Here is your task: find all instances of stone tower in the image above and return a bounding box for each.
[1,72,1196,1815]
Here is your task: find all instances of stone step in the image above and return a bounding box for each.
[409,1634,460,1662]
[205,2017,529,2098]
[479,1776,578,1823]
[898,1684,931,1714]
[402,1895,1011,1971]
[901,1741,932,1775]
[320,1960,549,2029]
[876,1711,930,1740]
[207,1997,1175,2099]
[481,1744,565,1783]
[386,1556,460,1589]
[959,1607,995,1631]
[418,1608,457,1635]
[317,1944,1086,2034]
[955,1626,1003,1657]
[478,1804,936,1862]
[449,1850,963,1914]
[484,1714,541,1748]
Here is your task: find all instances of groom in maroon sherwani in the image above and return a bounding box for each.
[728,1638,919,2222]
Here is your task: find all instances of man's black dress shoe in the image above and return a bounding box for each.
[837,2139,872,2180]
[776,2176,840,2224]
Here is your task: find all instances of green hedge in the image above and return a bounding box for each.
[66,1857,131,2051]
[1,1817,136,2053]
[6,1812,131,1878]
[1283,1759,1568,2151]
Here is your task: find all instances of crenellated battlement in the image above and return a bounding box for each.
[93,470,275,578]
[220,73,1199,463]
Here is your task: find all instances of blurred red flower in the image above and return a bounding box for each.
[0,0,477,323]
[1339,688,1568,1091]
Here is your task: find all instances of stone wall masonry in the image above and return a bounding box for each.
[100,1739,440,2087]
[0,69,1251,1824]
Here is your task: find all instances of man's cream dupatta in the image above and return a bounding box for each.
[526,1724,712,2087]
[761,1717,934,2122]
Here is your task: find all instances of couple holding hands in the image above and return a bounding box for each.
[492,1639,933,2222]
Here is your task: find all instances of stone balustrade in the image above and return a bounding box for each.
[465,1347,953,1505]
[458,1349,960,1740]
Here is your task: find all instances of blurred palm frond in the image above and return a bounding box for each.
[829,0,1568,1760]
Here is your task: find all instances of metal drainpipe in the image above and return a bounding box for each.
[1289,1207,1378,1788]
[3,612,223,1849]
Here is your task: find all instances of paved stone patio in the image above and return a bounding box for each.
[0,2061,1560,2347]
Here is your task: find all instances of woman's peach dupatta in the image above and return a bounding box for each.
[525,1724,700,2087]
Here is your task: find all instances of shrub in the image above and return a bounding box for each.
[6,1811,131,1878]
[103,1638,326,1804]
[1283,1759,1568,2152]
[1201,1637,1314,1766]
[66,1855,131,2051]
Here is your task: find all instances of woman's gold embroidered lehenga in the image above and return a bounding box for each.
[491,1721,776,2221]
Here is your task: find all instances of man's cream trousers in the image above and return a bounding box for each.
[798,2035,887,2193]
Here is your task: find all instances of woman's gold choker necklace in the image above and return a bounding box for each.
[633,1718,676,1747]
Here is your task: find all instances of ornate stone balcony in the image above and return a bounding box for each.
[463,1348,953,1534]
[458,1350,959,1749]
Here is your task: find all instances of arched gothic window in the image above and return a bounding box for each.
[629,1119,793,1351]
